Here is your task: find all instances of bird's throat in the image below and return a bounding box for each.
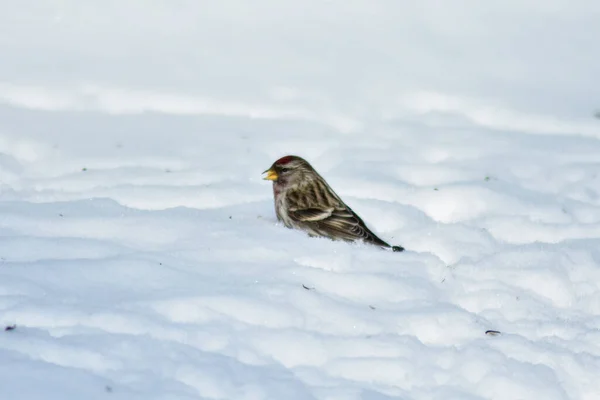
[273,182,284,197]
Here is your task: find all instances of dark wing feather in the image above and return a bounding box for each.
[286,182,392,248]
[317,206,392,247]
[289,207,334,222]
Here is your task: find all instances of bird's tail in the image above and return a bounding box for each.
[368,235,404,252]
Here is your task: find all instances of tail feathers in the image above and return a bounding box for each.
[365,233,405,252]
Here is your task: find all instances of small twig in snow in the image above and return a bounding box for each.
[485,330,501,337]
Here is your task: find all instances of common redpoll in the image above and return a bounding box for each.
[263,155,404,252]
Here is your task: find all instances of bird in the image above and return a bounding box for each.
[262,155,404,252]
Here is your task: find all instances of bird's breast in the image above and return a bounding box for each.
[274,190,294,228]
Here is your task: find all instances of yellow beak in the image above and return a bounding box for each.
[262,168,278,181]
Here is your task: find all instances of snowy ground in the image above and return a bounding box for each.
[2,2,600,399]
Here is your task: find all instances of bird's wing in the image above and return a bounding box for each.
[288,207,334,221]
[287,186,390,247]
[317,206,383,243]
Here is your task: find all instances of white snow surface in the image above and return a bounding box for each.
[2,1,600,399]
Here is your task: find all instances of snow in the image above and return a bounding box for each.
[1,1,600,399]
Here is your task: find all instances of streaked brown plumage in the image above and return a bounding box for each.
[263,155,404,252]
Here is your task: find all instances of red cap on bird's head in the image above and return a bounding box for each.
[274,155,298,165]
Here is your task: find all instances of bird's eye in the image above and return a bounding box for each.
[280,167,290,173]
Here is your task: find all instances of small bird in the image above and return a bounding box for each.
[263,155,404,252]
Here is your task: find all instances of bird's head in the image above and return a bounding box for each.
[262,155,314,190]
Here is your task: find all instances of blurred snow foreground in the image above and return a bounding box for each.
[1,1,600,400]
